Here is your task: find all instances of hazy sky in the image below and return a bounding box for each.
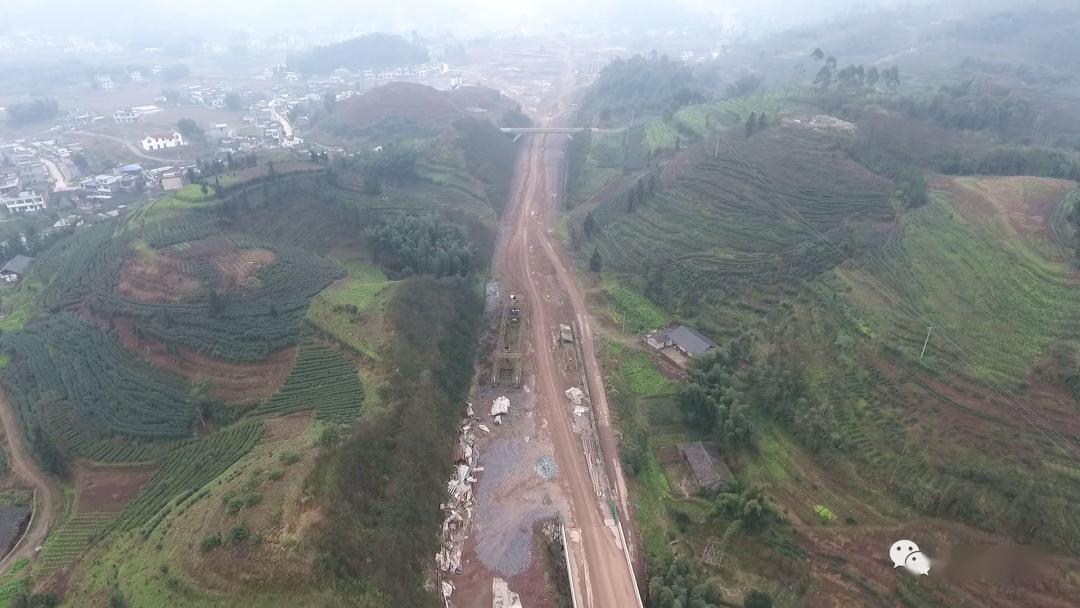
[0,0,1052,40]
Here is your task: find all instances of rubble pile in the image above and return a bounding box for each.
[436,402,482,580]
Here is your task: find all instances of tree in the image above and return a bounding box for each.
[814,65,833,88]
[745,112,757,138]
[589,248,602,272]
[224,93,243,111]
[6,98,59,126]
[200,183,209,197]
[757,113,767,132]
[714,482,776,534]
[744,590,773,608]
[267,160,275,176]
[583,211,596,238]
[866,66,880,88]
[883,65,901,87]
[177,118,204,143]
[190,378,214,426]
[811,48,824,61]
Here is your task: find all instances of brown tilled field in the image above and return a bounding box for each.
[114,316,296,404]
[75,462,159,514]
[118,238,277,303]
[117,255,203,303]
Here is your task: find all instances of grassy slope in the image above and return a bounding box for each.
[587,134,1080,603]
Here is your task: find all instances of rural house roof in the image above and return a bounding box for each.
[667,325,716,357]
[1,254,33,275]
[677,441,731,491]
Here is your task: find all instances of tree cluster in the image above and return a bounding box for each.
[646,556,725,608]
[584,54,712,125]
[6,98,59,126]
[309,277,482,606]
[743,354,837,454]
[176,118,205,143]
[373,214,475,277]
[289,33,428,75]
[744,111,768,138]
[677,337,753,448]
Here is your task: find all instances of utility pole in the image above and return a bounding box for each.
[919,324,934,360]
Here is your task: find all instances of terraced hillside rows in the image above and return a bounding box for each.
[593,122,892,324]
[248,345,365,424]
[845,178,1080,385]
[35,212,343,362]
[0,313,195,449]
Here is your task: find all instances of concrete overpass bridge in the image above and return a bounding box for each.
[500,126,592,141]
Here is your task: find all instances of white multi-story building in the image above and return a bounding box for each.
[141,132,185,151]
[94,75,115,89]
[113,109,140,124]
[81,174,127,200]
[1,190,47,213]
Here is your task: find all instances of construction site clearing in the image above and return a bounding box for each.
[440,275,626,606]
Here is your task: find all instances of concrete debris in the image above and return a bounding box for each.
[564,387,584,405]
[437,406,483,576]
[478,424,491,433]
[494,415,503,425]
[442,580,455,598]
[573,406,589,417]
[466,402,475,417]
[492,578,523,608]
[491,396,511,417]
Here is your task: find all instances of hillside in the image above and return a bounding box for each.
[289,33,428,75]
[0,150,494,606]
[576,82,1080,606]
[315,82,524,221]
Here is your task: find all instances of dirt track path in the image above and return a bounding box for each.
[496,57,642,608]
[0,389,62,572]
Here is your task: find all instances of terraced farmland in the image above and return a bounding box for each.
[36,512,115,576]
[119,422,264,531]
[0,313,195,449]
[593,122,892,324]
[248,346,365,424]
[847,182,1080,385]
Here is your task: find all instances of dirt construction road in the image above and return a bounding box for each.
[497,83,642,606]
[0,389,61,572]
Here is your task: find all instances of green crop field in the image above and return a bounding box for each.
[119,421,264,532]
[591,121,892,337]
[0,313,195,448]
[247,346,365,423]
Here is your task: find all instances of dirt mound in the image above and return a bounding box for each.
[337,82,466,128]
[114,317,296,404]
[118,238,277,303]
